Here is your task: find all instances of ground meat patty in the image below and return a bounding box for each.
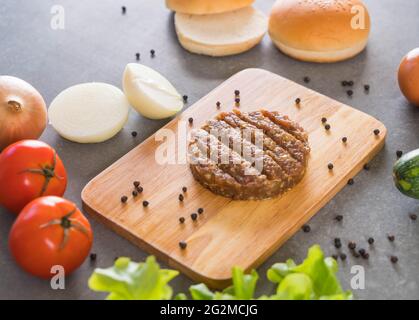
[188,109,310,200]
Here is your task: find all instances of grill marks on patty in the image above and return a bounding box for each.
[188,110,310,200]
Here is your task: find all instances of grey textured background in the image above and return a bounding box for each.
[0,0,418,300]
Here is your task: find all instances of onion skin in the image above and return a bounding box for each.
[0,76,47,151]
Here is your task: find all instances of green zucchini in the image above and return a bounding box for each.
[393,148,419,199]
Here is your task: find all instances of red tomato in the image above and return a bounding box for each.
[9,196,93,279]
[0,140,67,214]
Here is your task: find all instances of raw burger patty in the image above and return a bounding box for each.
[188,109,310,200]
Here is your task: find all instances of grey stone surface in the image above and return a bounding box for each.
[0,0,418,300]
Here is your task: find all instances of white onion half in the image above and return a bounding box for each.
[123,63,183,119]
[48,83,130,143]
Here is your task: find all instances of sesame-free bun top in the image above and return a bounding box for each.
[269,0,371,63]
[166,0,255,15]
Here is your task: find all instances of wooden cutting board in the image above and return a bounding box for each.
[82,68,386,288]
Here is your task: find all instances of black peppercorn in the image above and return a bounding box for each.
[132,190,138,197]
[295,98,301,104]
[363,163,370,171]
[347,90,353,97]
[235,98,240,104]
[234,90,240,96]
[348,242,356,250]
[409,213,417,221]
[342,137,348,143]
[334,238,342,249]
[387,234,395,242]
[216,101,221,108]
[178,194,184,202]
[131,131,138,137]
[358,248,366,256]
[348,81,354,86]
[341,81,348,87]
[335,215,343,222]
[122,6,126,14]
[347,178,354,185]
[150,49,155,57]
[135,53,140,60]
[191,213,198,221]
[303,76,310,83]
[373,129,380,135]
[328,163,334,170]
[364,84,370,91]
[179,217,185,224]
[325,124,331,131]
[396,150,403,158]
[90,253,97,261]
[321,117,327,123]
[134,181,140,188]
[183,95,188,103]
[179,241,187,249]
[390,256,398,263]
[302,225,311,233]
[136,186,143,193]
[142,200,149,207]
[197,208,204,214]
[121,196,128,203]
[182,186,187,193]
[340,253,347,261]
[188,117,193,124]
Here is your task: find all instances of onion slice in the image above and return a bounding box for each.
[48,83,130,143]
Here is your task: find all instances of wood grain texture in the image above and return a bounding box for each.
[82,68,386,289]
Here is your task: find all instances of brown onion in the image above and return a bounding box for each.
[0,76,47,150]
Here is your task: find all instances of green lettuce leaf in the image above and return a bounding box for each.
[88,256,178,300]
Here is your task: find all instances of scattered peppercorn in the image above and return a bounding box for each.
[409,213,417,221]
[90,253,97,261]
[363,163,370,171]
[340,253,347,261]
[303,76,310,83]
[364,84,370,91]
[302,225,311,233]
[387,234,395,242]
[136,186,144,193]
[150,49,155,57]
[348,242,356,250]
[358,248,366,256]
[328,163,334,170]
[121,196,128,203]
[235,98,240,104]
[325,124,331,131]
[178,194,184,202]
[390,256,398,264]
[373,129,380,136]
[347,90,353,97]
[197,208,204,214]
[396,150,403,158]
[341,81,348,87]
[188,117,193,125]
[191,213,198,221]
[179,241,187,250]
[321,117,327,123]
[368,237,375,245]
[132,190,138,197]
[133,181,140,187]
[142,200,149,207]
[347,178,354,185]
[182,186,187,193]
[335,215,343,222]
[135,53,140,60]
[122,6,126,14]
[295,98,301,105]
[131,131,138,137]
[179,217,185,224]
[342,137,348,143]
[362,253,370,260]
[183,95,188,103]
[334,238,342,249]
[234,90,240,96]
[348,81,354,86]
